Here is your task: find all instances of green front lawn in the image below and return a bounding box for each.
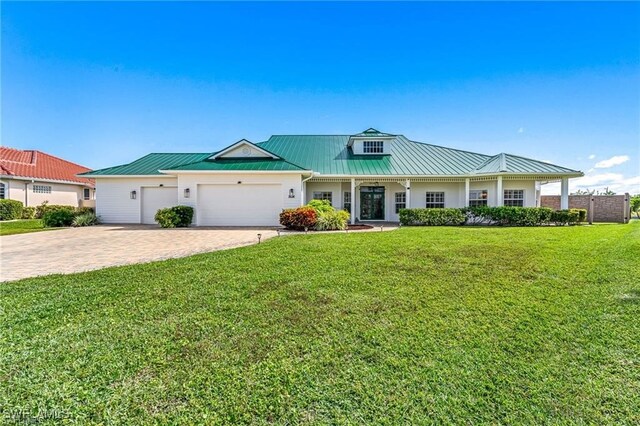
[0,219,48,236]
[1,224,638,424]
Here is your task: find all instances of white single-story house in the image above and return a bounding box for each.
[80,129,583,226]
[1,147,95,208]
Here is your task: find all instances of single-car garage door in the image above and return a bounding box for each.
[198,184,282,226]
[141,187,178,224]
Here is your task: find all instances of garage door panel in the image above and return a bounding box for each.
[198,184,282,226]
[142,187,178,224]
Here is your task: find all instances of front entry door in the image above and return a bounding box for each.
[360,186,385,220]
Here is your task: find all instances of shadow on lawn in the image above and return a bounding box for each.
[618,289,640,304]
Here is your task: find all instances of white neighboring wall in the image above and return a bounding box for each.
[0,178,89,207]
[95,177,178,223]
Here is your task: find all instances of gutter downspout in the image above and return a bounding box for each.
[300,173,315,207]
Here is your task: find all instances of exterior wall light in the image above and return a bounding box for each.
[288,188,295,198]
[130,190,137,200]
[184,188,190,198]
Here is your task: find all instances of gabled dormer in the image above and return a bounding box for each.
[210,139,280,160]
[347,128,395,155]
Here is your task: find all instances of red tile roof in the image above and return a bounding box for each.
[0,147,94,187]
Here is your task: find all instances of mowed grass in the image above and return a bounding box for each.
[1,224,639,424]
[0,219,48,236]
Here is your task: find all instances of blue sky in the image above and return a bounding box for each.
[2,1,639,194]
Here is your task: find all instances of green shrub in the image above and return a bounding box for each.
[76,207,95,216]
[172,205,194,227]
[0,199,24,220]
[155,208,178,228]
[307,199,334,214]
[72,213,100,227]
[400,208,466,226]
[42,209,75,227]
[21,207,36,219]
[35,201,49,219]
[570,208,587,223]
[153,206,194,228]
[463,206,554,226]
[316,209,350,231]
[550,209,581,226]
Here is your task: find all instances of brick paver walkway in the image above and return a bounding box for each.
[1,225,277,282]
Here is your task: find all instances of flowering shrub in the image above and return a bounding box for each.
[279,207,317,230]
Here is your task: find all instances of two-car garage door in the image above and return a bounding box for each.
[198,184,282,226]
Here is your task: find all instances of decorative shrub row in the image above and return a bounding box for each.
[399,208,467,226]
[400,207,588,226]
[280,200,350,231]
[155,205,194,228]
[0,199,24,220]
[41,205,99,227]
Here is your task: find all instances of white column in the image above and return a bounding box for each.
[350,178,356,224]
[405,179,411,208]
[464,178,470,207]
[560,177,569,209]
[496,176,503,206]
[301,180,306,206]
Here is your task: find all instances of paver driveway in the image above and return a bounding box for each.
[1,225,278,282]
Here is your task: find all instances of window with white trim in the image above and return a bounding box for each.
[469,189,488,207]
[343,192,351,211]
[0,183,5,199]
[363,140,384,154]
[395,192,406,213]
[83,188,91,200]
[425,192,445,208]
[312,191,333,205]
[504,189,524,207]
[33,185,52,194]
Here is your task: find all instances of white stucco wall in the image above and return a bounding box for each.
[95,177,178,223]
[409,182,466,209]
[0,178,86,207]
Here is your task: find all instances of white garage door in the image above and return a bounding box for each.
[141,187,178,224]
[198,184,282,226]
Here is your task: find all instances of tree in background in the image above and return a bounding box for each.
[631,194,640,219]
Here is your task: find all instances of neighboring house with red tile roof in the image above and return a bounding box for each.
[0,147,95,208]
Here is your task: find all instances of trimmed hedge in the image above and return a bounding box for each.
[399,208,466,226]
[316,209,350,231]
[0,199,24,220]
[42,207,75,227]
[22,207,36,219]
[155,205,194,228]
[280,206,317,230]
[401,206,587,227]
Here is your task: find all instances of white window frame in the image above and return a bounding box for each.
[83,188,92,200]
[33,184,52,194]
[395,192,406,213]
[425,191,445,208]
[0,182,5,199]
[469,189,488,207]
[343,192,351,212]
[312,191,333,205]
[504,189,524,207]
[363,140,384,154]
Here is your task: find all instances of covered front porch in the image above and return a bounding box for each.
[303,176,572,224]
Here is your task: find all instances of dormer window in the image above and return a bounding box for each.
[363,140,384,154]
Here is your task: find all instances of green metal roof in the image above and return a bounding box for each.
[79,153,211,176]
[81,130,582,177]
[350,128,396,138]
[164,158,307,172]
[257,135,493,175]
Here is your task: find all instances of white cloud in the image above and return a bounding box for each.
[518,127,524,134]
[588,154,596,160]
[594,155,629,169]
[541,159,552,163]
[541,173,640,195]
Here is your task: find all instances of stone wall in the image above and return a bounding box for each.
[540,194,631,223]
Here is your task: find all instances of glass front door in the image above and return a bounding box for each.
[360,186,385,220]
